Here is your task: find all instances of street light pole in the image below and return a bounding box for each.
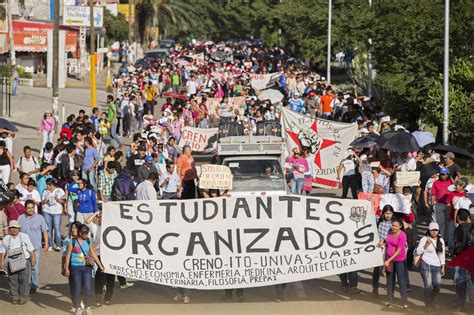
[90,0,96,108]
[52,0,59,117]
[327,0,332,85]
[367,0,373,98]
[7,0,15,66]
[442,0,449,145]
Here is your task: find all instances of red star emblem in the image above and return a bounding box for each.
[286,120,339,169]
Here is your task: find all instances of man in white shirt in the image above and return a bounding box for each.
[136,173,158,200]
[16,146,40,179]
[159,162,181,199]
[0,220,36,304]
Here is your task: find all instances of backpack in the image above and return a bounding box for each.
[111,174,135,201]
[454,223,473,255]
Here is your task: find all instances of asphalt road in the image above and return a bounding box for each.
[0,86,469,315]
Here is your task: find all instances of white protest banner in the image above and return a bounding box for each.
[396,171,420,187]
[199,164,233,190]
[250,73,281,91]
[101,195,382,289]
[178,127,218,153]
[282,108,358,188]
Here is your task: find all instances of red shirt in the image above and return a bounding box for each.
[4,203,26,223]
[430,179,453,204]
[446,191,465,220]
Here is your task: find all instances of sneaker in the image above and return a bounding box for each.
[95,301,102,307]
[120,282,134,289]
[48,247,53,252]
[348,287,361,294]
[183,296,190,304]
[104,300,111,306]
[85,307,93,315]
[384,302,392,308]
[403,304,409,310]
[74,308,82,315]
[12,299,19,305]
[19,300,28,305]
[275,298,283,303]
[53,246,61,252]
[30,287,37,294]
[174,294,184,301]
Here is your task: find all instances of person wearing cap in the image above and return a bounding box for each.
[0,220,36,304]
[430,167,453,246]
[137,155,160,185]
[336,151,361,199]
[446,177,472,254]
[4,189,26,223]
[126,144,147,178]
[288,92,304,114]
[444,152,461,181]
[18,200,48,294]
[66,179,98,225]
[415,222,445,308]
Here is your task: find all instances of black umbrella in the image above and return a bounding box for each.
[380,131,420,152]
[350,134,380,148]
[0,118,18,132]
[433,144,473,159]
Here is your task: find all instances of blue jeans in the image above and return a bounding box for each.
[290,178,304,195]
[43,212,62,248]
[447,219,455,253]
[386,261,408,304]
[339,271,358,288]
[199,118,208,128]
[434,203,448,241]
[31,248,42,289]
[109,119,122,148]
[419,261,441,306]
[70,265,93,309]
[82,168,97,192]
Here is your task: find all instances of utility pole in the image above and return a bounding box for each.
[327,0,332,85]
[7,0,15,65]
[90,0,96,108]
[52,0,59,117]
[367,0,373,98]
[128,0,133,44]
[442,0,449,145]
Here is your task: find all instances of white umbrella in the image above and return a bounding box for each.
[257,89,284,104]
[412,131,435,147]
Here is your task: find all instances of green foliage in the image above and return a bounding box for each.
[424,58,474,149]
[104,9,128,44]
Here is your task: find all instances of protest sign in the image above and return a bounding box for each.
[178,127,218,153]
[250,73,281,91]
[357,192,381,213]
[101,195,382,289]
[396,171,420,187]
[206,96,246,116]
[199,164,233,190]
[282,108,358,188]
[379,193,412,214]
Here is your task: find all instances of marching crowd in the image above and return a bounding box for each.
[0,39,472,315]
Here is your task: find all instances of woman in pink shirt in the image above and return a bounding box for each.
[285,148,309,195]
[39,111,55,147]
[383,217,408,309]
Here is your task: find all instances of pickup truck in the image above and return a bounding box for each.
[217,135,287,196]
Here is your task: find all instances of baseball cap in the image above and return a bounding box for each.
[444,152,455,159]
[145,156,153,163]
[8,220,21,229]
[439,167,449,175]
[428,222,439,231]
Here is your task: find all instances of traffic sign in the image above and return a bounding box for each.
[63,6,104,28]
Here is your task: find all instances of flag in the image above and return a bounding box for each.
[282,108,358,188]
[448,245,474,275]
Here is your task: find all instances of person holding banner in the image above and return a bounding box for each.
[337,151,360,199]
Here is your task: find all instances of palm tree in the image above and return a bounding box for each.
[135,0,197,47]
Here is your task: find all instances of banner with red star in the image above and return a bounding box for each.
[282,108,358,188]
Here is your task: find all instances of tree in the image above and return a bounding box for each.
[104,9,128,44]
[423,58,474,150]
